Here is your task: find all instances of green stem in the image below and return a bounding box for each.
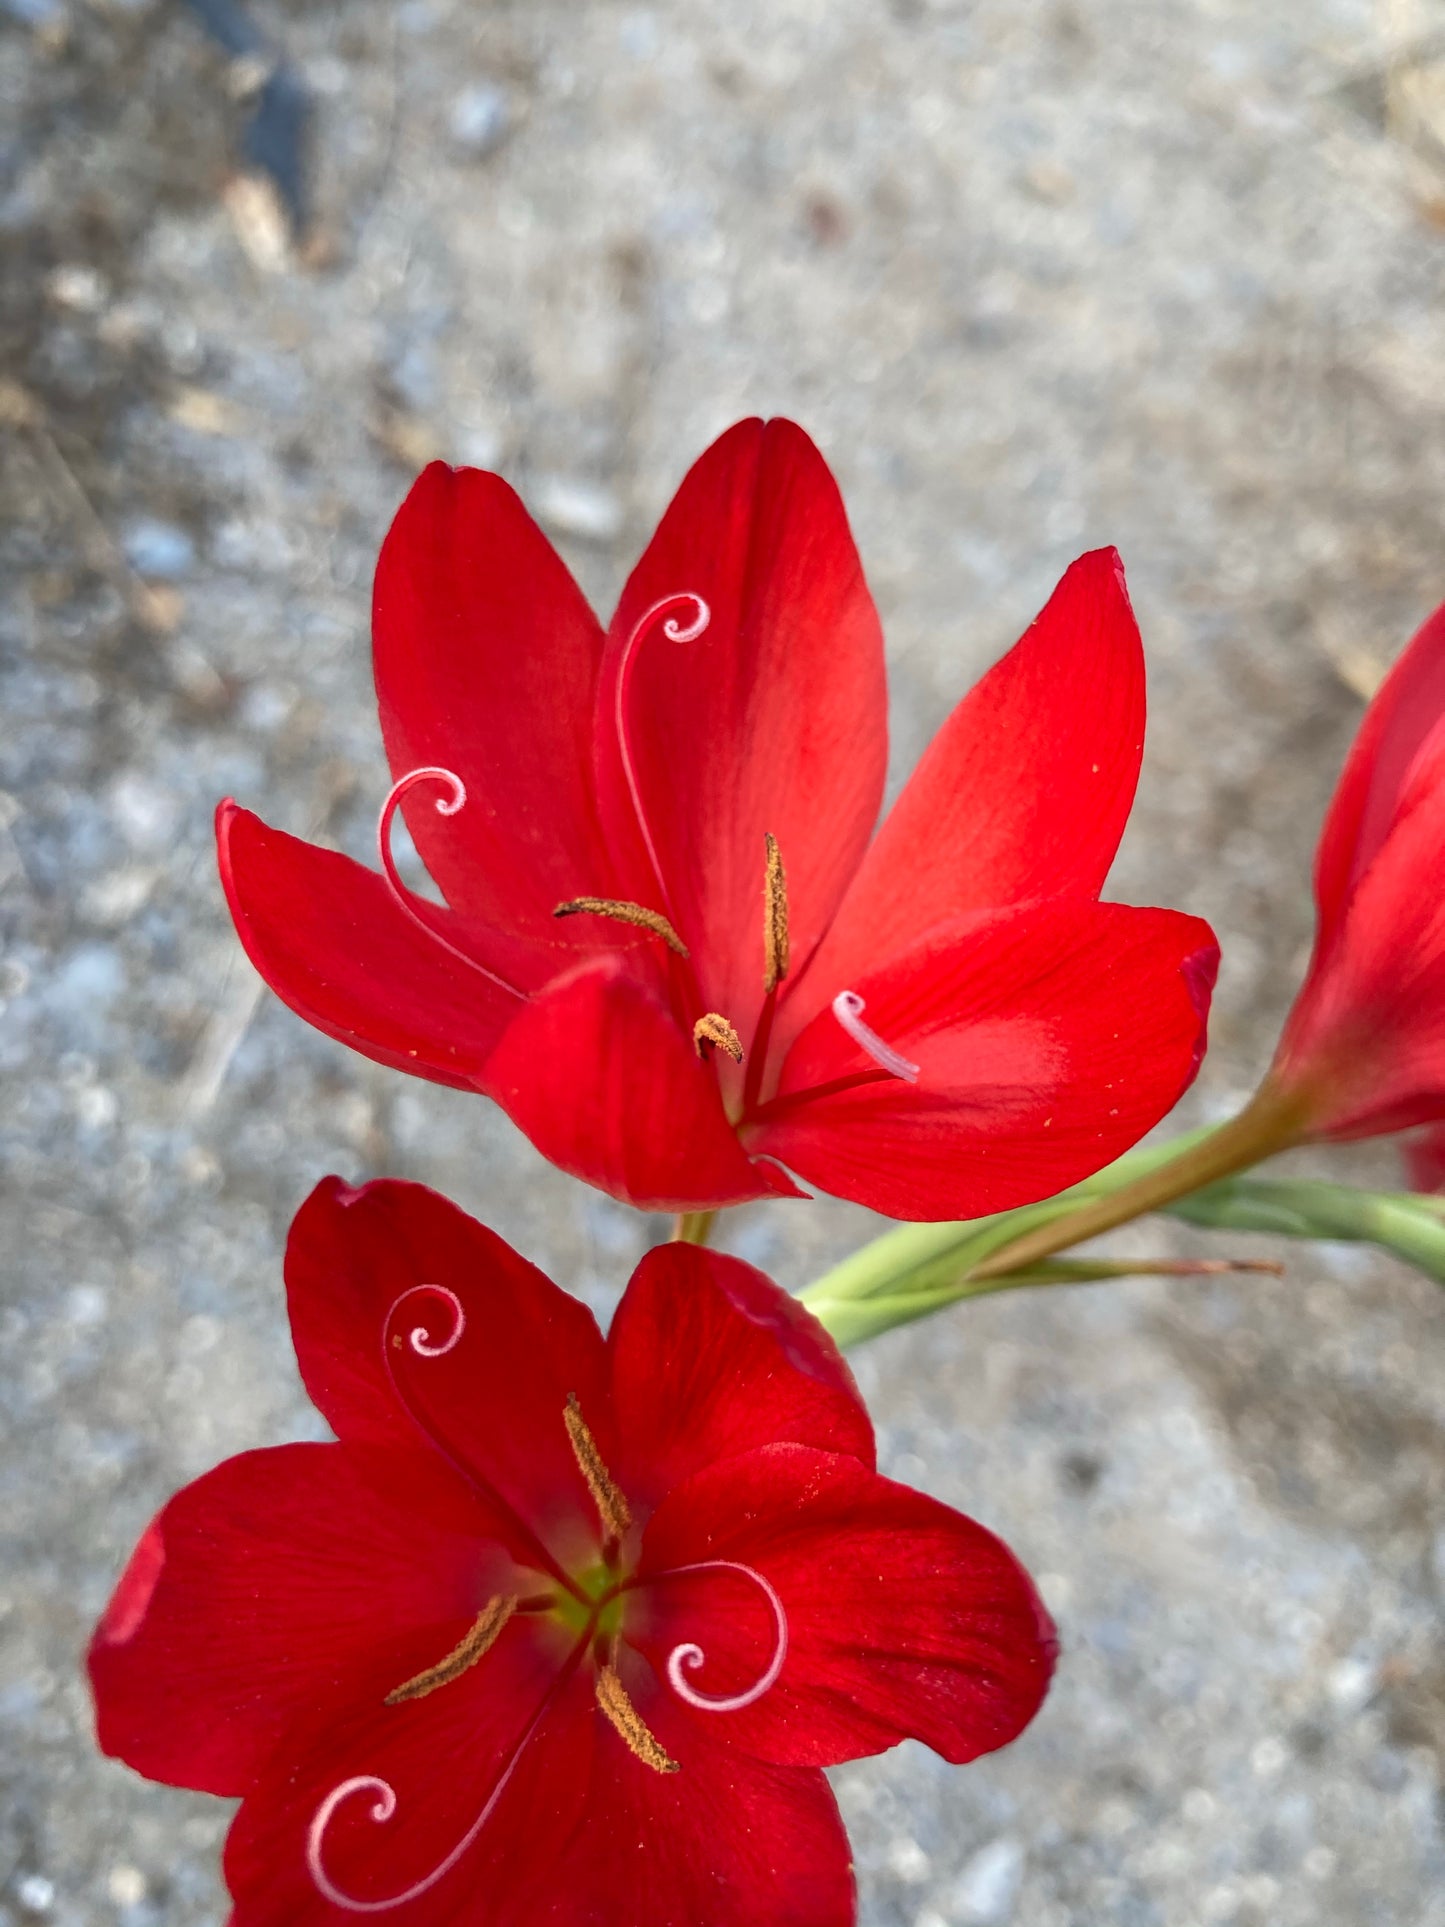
[808,1255,1278,1349]
[964,1081,1310,1282]
[797,1126,1218,1321]
[673,1210,718,1246]
[1167,1177,1445,1280]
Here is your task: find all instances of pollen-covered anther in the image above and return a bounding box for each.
[384,1595,517,1705]
[693,1013,744,1063]
[762,831,790,993]
[553,896,689,957]
[595,1665,680,1774]
[563,1393,632,1541]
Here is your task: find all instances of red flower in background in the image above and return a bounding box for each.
[90,1179,1055,1927]
[219,419,1217,1216]
[1270,599,1445,1144]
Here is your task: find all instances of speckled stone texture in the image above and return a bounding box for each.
[3,2,1445,1923]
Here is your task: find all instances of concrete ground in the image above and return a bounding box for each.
[3,1,1445,1922]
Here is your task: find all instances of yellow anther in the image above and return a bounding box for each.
[554,897,689,957]
[763,832,789,993]
[564,1393,632,1541]
[384,1595,517,1705]
[693,1013,744,1063]
[595,1665,679,1774]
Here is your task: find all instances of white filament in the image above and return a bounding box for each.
[831,990,919,1082]
[665,1560,789,1713]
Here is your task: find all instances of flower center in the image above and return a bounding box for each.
[374,588,919,1122]
[309,1392,791,1911]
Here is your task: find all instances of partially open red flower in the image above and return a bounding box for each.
[90,1178,1055,1927]
[218,419,1217,1216]
[1269,598,1445,1143]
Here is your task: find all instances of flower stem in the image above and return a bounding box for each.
[806,1255,1280,1349]
[673,1210,718,1246]
[1167,1177,1445,1281]
[963,1080,1311,1282]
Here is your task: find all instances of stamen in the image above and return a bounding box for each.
[693,1012,744,1063]
[762,831,789,993]
[614,592,710,921]
[664,1560,788,1713]
[831,990,920,1083]
[595,1665,680,1774]
[563,1393,632,1542]
[384,1597,516,1705]
[376,768,524,1001]
[553,896,689,957]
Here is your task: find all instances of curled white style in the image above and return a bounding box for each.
[831,990,920,1082]
[613,593,711,912]
[665,1560,789,1713]
[305,1750,520,1914]
[375,766,524,1002]
[650,593,711,645]
[388,1283,466,1358]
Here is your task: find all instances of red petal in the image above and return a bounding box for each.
[635,1444,1056,1769]
[756,900,1218,1218]
[285,1177,613,1573]
[483,952,802,1211]
[372,463,616,940]
[481,1662,856,1927]
[596,418,887,1038]
[1277,761,1445,1138]
[1313,598,1445,938]
[794,548,1145,1018]
[225,1612,581,1927]
[88,1442,520,1797]
[217,801,518,1092]
[607,1243,874,1510]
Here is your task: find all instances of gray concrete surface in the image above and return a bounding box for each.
[3,1,1445,1922]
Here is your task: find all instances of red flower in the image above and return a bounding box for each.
[218,419,1217,1216]
[1270,598,1445,1142]
[90,1179,1055,1927]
